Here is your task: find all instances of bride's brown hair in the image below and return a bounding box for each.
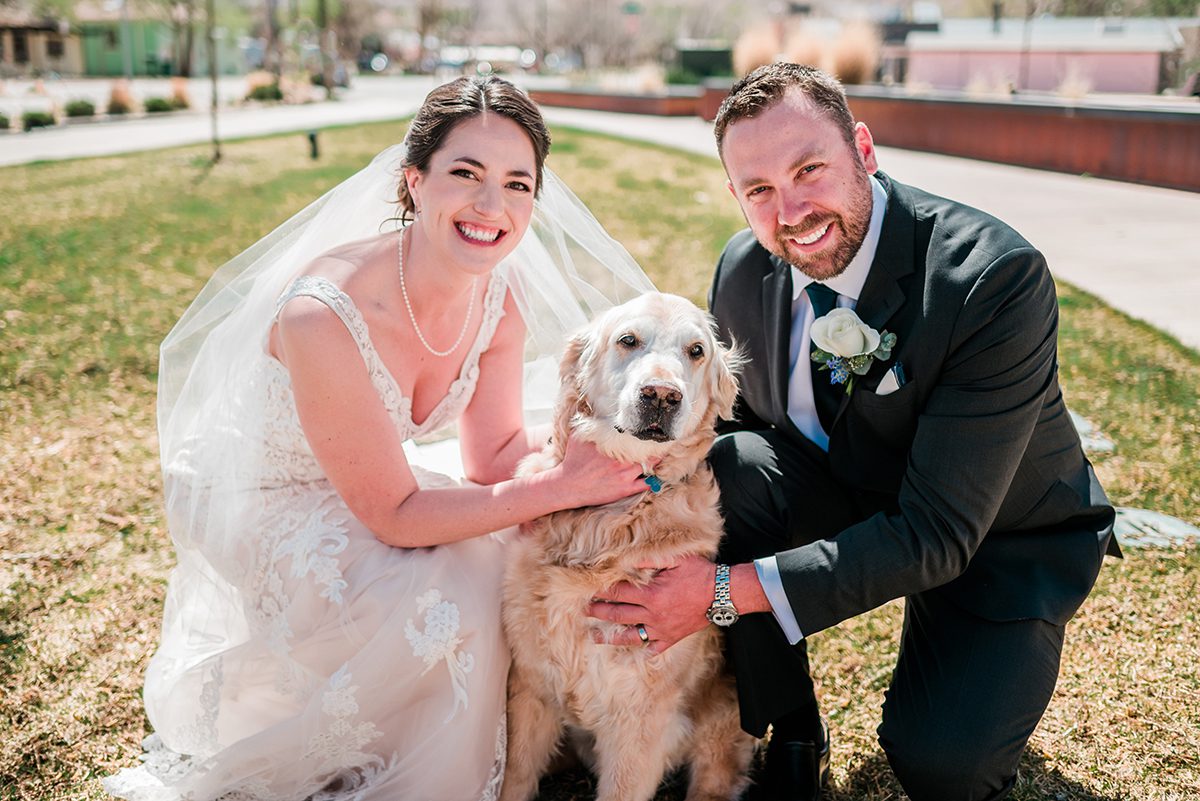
[396,75,552,223]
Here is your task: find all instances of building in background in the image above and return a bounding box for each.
[74,10,175,77]
[902,16,1200,94]
[0,9,84,76]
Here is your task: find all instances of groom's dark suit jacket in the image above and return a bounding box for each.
[708,172,1118,636]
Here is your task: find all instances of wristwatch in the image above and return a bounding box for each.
[705,563,739,627]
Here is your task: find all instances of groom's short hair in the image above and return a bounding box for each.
[714,63,857,158]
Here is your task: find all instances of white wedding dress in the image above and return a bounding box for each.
[104,273,514,801]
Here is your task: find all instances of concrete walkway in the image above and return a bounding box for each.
[4,75,1198,352]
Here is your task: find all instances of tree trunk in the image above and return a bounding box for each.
[179,3,195,77]
[207,0,220,162]
[266,0,282,76]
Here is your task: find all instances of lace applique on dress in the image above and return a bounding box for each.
[405,589,476,722]
[245,487,348,698]
[274,506,351,604]
[172,658,224,758]
[479,713,507,801]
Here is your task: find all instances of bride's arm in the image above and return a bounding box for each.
[457,292,544,485]
[277,297,646,548]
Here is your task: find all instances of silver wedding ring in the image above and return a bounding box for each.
[636,624,650,644]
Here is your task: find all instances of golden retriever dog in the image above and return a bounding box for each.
[500,292,755,801]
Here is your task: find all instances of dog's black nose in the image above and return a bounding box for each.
[640,384,682,408]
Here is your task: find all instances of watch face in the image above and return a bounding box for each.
[707,605,739,627]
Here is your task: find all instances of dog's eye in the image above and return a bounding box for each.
[618,334,639,348]
[688,343,705,360]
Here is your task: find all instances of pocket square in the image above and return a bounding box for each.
[875,363,905,396]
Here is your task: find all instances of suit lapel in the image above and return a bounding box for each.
[831,172,917,430]
[856,172,916,331]
[762,258,792,423]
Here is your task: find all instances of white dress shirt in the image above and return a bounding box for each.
[752,175,889,644]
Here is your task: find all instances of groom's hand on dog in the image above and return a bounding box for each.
[587,555,717,655]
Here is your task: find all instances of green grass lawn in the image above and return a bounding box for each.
[1,123,1197,801]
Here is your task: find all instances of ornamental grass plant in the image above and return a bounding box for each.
[1,123,1197,801]
[107,80,134,116]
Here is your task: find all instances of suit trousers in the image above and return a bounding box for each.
[709,429,1066,801]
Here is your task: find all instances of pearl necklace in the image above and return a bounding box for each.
[397,229,477,358]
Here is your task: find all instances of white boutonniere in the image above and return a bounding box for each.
[810,308,897,395]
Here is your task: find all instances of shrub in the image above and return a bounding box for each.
[169,76,191,110]
[247,82,284,102]
[678,47,734,81]
[22,110,56,131]
[0,113,9,130]
[733,21,781,78]
[144,97,174,113]
[1056,64,1092,100]
[108,79,134,115]
[827,21,880,86]
[65,99,96,118]
[665,67,703,86]
[783,24,824,70]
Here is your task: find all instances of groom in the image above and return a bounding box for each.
[589,63,1119,800]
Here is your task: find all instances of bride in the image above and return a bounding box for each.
[103,75,656,801]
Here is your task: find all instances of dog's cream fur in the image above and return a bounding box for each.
[500,293,755,801]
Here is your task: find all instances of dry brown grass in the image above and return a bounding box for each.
[2,124,1198,801]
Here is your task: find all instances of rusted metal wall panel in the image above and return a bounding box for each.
[528,88,700,117]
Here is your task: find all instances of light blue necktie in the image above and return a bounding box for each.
[805,283,841,430]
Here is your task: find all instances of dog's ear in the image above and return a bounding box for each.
[710,336,744,422]
[551,328,594,452]
[557,329,594,414]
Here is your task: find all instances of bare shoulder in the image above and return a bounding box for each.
[273,290,354,372]
[491,286,528,348]
[272,234,394,361]
[282,234,397,316]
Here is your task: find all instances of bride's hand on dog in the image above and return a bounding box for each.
[551,435,655,509]
[587,555,715,655]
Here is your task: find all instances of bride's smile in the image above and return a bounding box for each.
[403,113,537,281]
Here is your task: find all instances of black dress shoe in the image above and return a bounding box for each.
[754,719,830,801]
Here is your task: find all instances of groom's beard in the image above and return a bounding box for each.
[774,167,873,282]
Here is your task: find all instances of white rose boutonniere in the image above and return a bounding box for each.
[810,308,897,395]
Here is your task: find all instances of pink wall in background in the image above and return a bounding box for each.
[906,51,1164,93]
